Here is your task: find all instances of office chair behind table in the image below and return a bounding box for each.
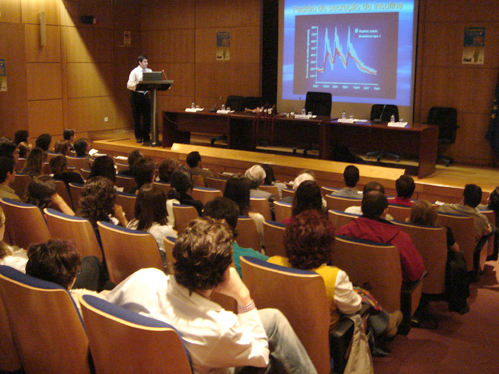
[211,95,245,146]
[427,106,459,166]
[367,104,400,162]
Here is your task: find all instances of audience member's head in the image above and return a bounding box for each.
[0,139,18,161]
[14,130,29,145]
[186,151,202,168]
[132,157,155,189]
[293,171,315,191]
[245,165,266,189]
[89,155,116,183]
[261,164,276,185]
[409,200,437,226]
[158,158,179,183]
[343,165,360,188]
[49,155,67,175]
[362,181,385,195]
[223,174,251,216]
[63,129,75,142]
[203,197,239,235]
[488,187,499,213]
[25,175,57,210]
[168,166,193,196]
[74,138,90,157]
[79,176,117,226]
[284,209,335,270]
[134,183,167,231]
[127,149,144,169]
[26,239,81,289]
[396,175,416,199]
[0,157,15,185]
[16,142,31,158]
[292,180,323,217]
[35,133,52,152]
[22,147,44,176]
[463,184,482,208]
[54,140,70,156]
[173,217,233,293]
[361,191,388,219]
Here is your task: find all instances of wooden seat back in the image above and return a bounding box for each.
[274,200,292,223]
[250,197,272,221]
[325,194,362,211]
[328,209,358,231]
[263,220,286,257]
[236,216,262,252]
[172,204,199,233]
[437,212,475,271]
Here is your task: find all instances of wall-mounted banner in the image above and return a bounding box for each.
[216,31,230,60]
[462,27,485,65]
[0,59,6,92]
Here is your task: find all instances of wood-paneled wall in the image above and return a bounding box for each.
[1,0,499,167]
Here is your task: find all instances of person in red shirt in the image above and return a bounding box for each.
[387,175,415,207]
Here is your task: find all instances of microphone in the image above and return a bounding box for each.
[209,96,223,112]
[293,98,302,113]
[374,104,386,123]
[161,69,167,80]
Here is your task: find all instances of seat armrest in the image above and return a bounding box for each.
[400,270,428,335]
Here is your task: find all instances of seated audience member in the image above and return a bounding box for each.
[345,181,385,216]
[118,149,143,177]
[16,142,31,159]
[35,133,52,152]
[167,166,203,218]
[78,176,128,232]
[89,155,116,185]
[25,175,75,216]
[186,151,214,186]
[484,187,499,260]
[245,165,275,206]
[63,129,75,151]
[22,147,44,177]
[337,191,425,283]
[0,211,28,272]
[261,164,287,200]
[203,197,268,277]
[0,139,18,163]
[25,239,110,312]
[127,183,176,270]
[282,180,324,224]
[54,140,71,156]
[268,210,402,351]
[409,200,470,315]
[0,157,21,201]
[129,157,155,194]
[438,184,492,244]
[332,165,361,198]
[14,130,29,146]
[281,170,316,204]
[156,158,179,183]
[224,174,264,245]
[387,175,416,207]
[74,138,91,158]
[49,155,84,188]
[106,217,317,374]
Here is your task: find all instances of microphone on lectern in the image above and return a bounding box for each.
[209,96,223,112]
[374,104,386,123]
[161,69,167,80]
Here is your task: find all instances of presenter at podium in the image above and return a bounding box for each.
[127,55,152,143]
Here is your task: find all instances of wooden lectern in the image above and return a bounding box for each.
[136,80,173,147]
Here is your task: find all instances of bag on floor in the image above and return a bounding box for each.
[343,314,374,374]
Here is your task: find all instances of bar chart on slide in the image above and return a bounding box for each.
[293,12,399,99]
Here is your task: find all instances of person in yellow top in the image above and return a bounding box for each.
[267,209,402,356]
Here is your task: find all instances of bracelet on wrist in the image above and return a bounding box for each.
[237,299,256,314]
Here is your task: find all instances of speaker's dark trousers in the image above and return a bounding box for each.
[131,91,151,141]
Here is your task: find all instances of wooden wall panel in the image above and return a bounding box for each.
[140,0,195,31]
[114,0,140,31]
[60,0,113,28]
[156,63,195,97]
[25,24,61,62]
[425,0,499,23]
[196,0,260,29]
[21,0,60,25]
[28,99,63,137]
[26,63,62,100]
[1,0,22,23]
[142,29,195,64]
[67,63,113,98]
[65,27,113,63]
[67,97,119,132]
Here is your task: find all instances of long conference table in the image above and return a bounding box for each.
[163,110,438,178]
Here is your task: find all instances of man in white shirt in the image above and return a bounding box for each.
[127,55,152,143]
[106,217,316,374]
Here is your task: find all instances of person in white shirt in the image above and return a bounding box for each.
[107,217,317,374]
[127,55,152,143]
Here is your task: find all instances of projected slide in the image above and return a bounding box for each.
[293,13,398,99]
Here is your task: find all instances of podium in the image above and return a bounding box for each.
[136,80,173,147]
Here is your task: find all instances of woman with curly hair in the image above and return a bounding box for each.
[156,157,179,183]
[25,175,74,215]
[268,209,401,355]
[22,147,44,177]
[78,176,127,229]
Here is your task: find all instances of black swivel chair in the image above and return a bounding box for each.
[366,104,400,162]
[293,91,332,156]
[242,96,263,110]
[427,106,459,166]
[211,95,245,146]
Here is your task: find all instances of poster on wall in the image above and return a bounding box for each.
[462,27,485,65]
[216,32,230,60]
[0,59,7,92]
